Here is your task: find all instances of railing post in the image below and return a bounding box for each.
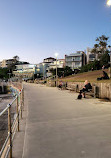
[22,88,24,109]
[8,104,12,158]
[16,96,19,132]
[20,92,23,119]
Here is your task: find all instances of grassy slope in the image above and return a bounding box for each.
[60,69,111,83]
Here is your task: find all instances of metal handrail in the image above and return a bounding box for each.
[4,145,10,158]
[0,86,24,158]
[0,105,9,117]
[0,134,10,156]
[0,95,17,117]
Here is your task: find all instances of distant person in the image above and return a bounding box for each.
[102,65,105,70]
[97,71,109,80]
[78,80,92,98]
[58,81,63,89]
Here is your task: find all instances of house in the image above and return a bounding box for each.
[13,64,38,79]
[1,59,16,68]
[49,59,65,69]
[65,51,86,70]
[37,57,57,78]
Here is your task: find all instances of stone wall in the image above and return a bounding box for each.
[67,82,111,100]
[46,80,111,101]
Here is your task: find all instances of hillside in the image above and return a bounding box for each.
[61,69,111,83]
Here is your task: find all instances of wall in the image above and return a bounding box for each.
[47,80,111,101]
[67,82,111,100]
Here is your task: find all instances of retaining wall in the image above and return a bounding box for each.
[47,80,111,100]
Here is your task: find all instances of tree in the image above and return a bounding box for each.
[99,51,110,68]
[50,66,73,77]
[91,35,109,58]
[0,68,9,79]
[13,55,19,61]
[7,55,20,73]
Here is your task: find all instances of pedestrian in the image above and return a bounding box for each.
[102,65,105,70]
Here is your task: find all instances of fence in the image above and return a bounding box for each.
[0,86,24,158]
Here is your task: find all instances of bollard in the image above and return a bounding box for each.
[8,105,12,158]
[93,85,96,98]
[22,88,24,109]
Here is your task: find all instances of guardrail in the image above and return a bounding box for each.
[0,87,24,158]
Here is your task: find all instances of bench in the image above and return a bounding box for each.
[83,86,97,98]
[66,84,79,92]
[66,87,75,91]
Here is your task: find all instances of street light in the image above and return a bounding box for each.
[55,53,58,87]
[107,0,111,6]
[42,63,45,79]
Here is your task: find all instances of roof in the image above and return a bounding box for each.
[44,57,56,60]
[65,51,84,57]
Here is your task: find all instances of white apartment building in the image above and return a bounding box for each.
[65,51,86,69]
[49,59,65,69]
[13,64,37,79]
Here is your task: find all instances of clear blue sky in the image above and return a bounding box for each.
[0,0,111,63]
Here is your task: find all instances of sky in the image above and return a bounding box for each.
[0,0,111,64]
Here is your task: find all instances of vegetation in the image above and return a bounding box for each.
[91,35,110,56]
[80,35,110,73]
[0,55,20,80]
[0,68,9,79]
[7,55,20,71]
[50,66,73,77]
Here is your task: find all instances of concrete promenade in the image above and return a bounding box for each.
[13,83,111,158]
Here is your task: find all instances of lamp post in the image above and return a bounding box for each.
[42,63,45,80]
[55,53,58,87]
[107,0,111,78]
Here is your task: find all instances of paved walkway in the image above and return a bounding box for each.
[13,83,111,158]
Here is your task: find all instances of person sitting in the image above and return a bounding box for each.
[79,80,92,98]
[58,81,63,89]
[97,71,109,80]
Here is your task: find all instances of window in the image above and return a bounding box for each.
[75,57,80,61]
[75,62,80,66]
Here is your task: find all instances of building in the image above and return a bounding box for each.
[37,57,57,78]
[49,59,65,69]
[86,47,97,63]
[1,59,16,68]
[43,57,56,63]
[0,62,2,67]
[0,58,29,68]
[13,64,39,79]
[65,51,86,70]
